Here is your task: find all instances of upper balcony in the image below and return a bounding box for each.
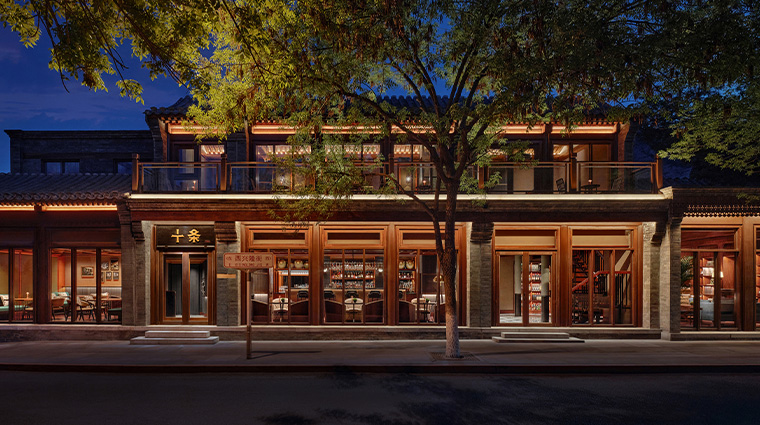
[130,156,662,195]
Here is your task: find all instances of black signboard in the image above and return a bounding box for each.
[156,225,215,249]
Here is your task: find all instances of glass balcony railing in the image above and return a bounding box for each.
[139,162,221,192]
[133,158,660,195]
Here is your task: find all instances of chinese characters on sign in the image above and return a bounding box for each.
[223,253,275,270]
[156,226,215,248]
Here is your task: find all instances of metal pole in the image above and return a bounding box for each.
[246,270,252,359]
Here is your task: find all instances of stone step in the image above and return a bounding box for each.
[130,336,219,345]
[492,336,584,344]
[144,330,211,339]
[499,332,571,339]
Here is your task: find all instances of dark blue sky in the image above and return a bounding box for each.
[0,27,189,173]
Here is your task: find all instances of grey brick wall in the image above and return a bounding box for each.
[642,222,660,329]
[5,130,153,174]
[468,222,493,328]
[659,218,682,338]
[214,225,241,326]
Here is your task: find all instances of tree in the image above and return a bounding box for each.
[3,0,757,358]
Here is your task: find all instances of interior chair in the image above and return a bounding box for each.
[51,297,66,320]
[77,297,95,321]
[556,178,567,193]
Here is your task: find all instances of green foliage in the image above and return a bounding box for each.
[681,256,694,288]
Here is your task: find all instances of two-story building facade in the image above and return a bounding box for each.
[2,96,759,340]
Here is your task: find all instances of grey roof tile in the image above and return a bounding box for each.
[0,173,130,204]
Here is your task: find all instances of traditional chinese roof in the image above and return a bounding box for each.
[0,173,130,205]
[144,95,195,118]
[145,95,613,123]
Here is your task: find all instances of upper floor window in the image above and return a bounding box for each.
[553,143,610,162]
[45,161,79,175]
[115,161,132,175]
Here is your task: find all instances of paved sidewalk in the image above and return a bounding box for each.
[1,339,760,373]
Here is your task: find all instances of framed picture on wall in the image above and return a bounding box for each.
[81,266,95,278]
[110,259,119,271]
[105,271,112,281]
[113,271,120,281]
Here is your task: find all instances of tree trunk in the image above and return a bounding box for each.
[442,183,460,358]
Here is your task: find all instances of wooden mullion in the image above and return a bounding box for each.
[95,248,102,324]
[522,252,530,326]
[8,249,14,323]
[182,253,190,324]
[610,250,616,326]
[715,252,722,330]
[70,248,78,323]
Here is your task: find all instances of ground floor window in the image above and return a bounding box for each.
[49,248,122,324]
[681,228,738,330]
[571,249,633,325]
[0,249,34,323]
[398,250,449,324]
[756,227,760,328]
[323,249,385,324]
[250,249,310,324]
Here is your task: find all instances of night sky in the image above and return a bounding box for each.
[0,27,189,173]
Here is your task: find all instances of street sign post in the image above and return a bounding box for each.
[223,252,274,359]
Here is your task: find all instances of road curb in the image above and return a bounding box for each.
[2,363,760,374]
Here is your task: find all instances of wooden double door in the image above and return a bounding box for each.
[495,252,556,326]
[158,252,214,324]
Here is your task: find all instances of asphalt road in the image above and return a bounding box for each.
[3,371,757,424]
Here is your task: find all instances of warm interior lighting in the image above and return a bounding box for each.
[551,125,617,134]
[200,144,225,155]
[167,123,222,135]
[499,124,546,134]
[552,145,570,160]
[0,205,35,211]
[43,205,118,211]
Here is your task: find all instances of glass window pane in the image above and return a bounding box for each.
[324,248,385,324]
[719,253,737,328]
[63,161,79,174]
[0,250,8,322]
[680,254,695,329]
[75,249,98,323]
[101,250,122,323]
[50,249,72,323]
[14,249,34,322]
[165,255,183,319]
[497,254,522,325]
[323,250,343,324]
[188,256,208,319]
[286,249,309,324]
[116,161,132,174]
[697,253,716,329]
[614,250,633,325]
[756,250,760,328]
[530,255,552,324]
[45,162,62,175]
[398,250,416,324]
[591,250,612,325]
